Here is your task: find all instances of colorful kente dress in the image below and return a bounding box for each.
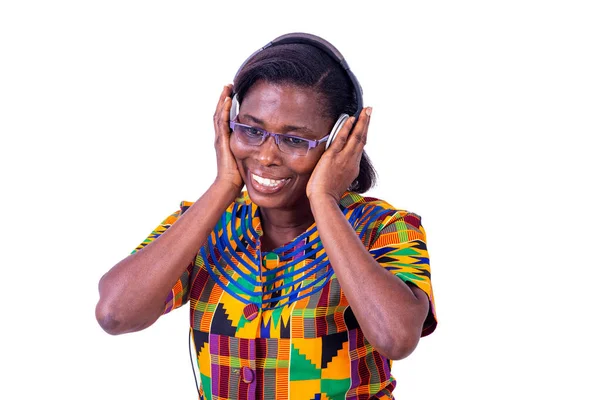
[132,191,437,400]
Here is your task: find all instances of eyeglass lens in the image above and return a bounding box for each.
[233,124,311,156]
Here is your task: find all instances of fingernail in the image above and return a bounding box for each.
[365,107,372,117]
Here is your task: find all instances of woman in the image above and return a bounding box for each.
[96,33,436,399]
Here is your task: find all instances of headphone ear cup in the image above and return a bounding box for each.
[229,94,240,128]
[325,114,349,149]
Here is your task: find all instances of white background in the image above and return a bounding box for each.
[1,1,599,399]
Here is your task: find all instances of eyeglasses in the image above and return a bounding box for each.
[229,120,330,156]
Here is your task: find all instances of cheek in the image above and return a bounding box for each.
[230,138,247,164]
[290,154,322,178]
[229,139,250,181]
[229,135,240,156]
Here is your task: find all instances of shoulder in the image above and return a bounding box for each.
[340,192,423,228]
[178,191,253,216]
[233,191,253,206]
[339,192,425,246]
[178,200,195,215]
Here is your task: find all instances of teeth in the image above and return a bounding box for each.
[252,174,285,187]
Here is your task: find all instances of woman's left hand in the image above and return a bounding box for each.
[306,107,372,203]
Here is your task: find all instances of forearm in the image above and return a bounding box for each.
[96,181,240,334]
[310,195,428,359]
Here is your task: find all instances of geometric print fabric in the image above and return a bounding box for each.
[132,191,436,399]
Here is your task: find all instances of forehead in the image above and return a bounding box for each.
[239,81,332,133]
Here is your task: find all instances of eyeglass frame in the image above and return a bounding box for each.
[229,119,330,156]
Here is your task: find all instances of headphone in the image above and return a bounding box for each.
[229,32,363,149]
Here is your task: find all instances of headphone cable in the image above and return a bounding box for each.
[189,327,202,399]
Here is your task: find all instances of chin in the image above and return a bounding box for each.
[246,186,290,210]
[245,179,307,211]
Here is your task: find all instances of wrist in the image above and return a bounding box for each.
[210,179,242,202]
[308,192,340,214]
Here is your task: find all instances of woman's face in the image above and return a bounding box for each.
[230,81,334,211]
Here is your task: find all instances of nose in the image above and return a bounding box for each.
[256,135,282,166]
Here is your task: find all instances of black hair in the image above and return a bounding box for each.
[233,43,377,193]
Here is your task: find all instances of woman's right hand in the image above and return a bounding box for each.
[213,84,243,192]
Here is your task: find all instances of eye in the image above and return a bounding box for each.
[241,125,263,138]
[281,135,308,148]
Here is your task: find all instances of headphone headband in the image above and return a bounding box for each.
[232,32,363,120]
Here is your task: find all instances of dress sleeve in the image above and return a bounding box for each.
[130,201,196,315]
[367,210,437,337]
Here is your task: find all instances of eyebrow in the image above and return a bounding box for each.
[242,114,317,137]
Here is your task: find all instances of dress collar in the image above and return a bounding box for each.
[236,190,357,250]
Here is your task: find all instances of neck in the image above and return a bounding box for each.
[259,198,315,252]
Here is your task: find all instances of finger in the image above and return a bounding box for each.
[215,96,233,139]
[327,116,355,153]
[364,107,372,144]
[347,107,371,149]
[213,84,233,122]
[214,85,233,138]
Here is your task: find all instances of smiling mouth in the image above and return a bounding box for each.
[250,173,290,192]
[251,173,287,187]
